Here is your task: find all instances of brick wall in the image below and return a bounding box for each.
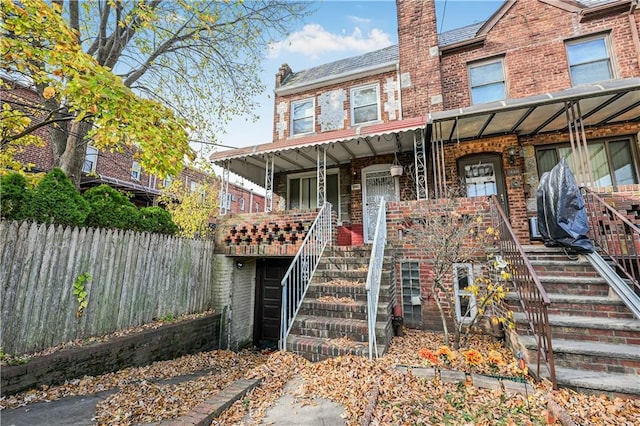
[440,0,640,110]
[272,70,398,142]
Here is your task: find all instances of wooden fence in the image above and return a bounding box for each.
[1,221,217,355]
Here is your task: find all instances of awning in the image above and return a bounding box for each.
[212,77,639,186]
[428,77,640,141]
[211,116,427,185]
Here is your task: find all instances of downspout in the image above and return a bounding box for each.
[249,189,254,212]
[629,1,640,70]
[396,63,403,120]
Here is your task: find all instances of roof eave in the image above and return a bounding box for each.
[440,35,487,53]
[580,0,636,21]
[274,61,398,96]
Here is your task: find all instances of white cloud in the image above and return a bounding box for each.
[268,24,393,60]
[347,15,372,25]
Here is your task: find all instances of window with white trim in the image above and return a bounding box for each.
[351,83,380,125]
[468,58,506,104]
[401,261,422,325]
[566,35,613,86]
[83,146,98,173]
[162,175,173,189]
[287,169,339,213]
[131,161,142,181]
[255,202,260,212]
[225,193,232,210]
[291,98,315,136]
[240,197,245,211]
[454,263,476,321]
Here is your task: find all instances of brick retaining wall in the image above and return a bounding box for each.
[1,313,221,396]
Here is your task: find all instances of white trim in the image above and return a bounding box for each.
[286,168,341,217]
[351,82,381,126]
[83,146,98,173]
[453,263,476,322]
[361,164,397,242]
[131,161,142,181]
[565,33,615,86]
[290,97,315,136]
[468,57,506,105]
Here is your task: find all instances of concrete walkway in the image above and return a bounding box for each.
[1,375,346,426]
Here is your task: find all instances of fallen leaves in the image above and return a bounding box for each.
[316,295,357,304]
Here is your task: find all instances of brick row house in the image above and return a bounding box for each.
[3,80,263,214]
[211,0,640,395]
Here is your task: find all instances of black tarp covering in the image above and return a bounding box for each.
[536,158,594,253]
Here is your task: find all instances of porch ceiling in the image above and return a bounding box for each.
[212,78,640,187]
[428,78,640,142]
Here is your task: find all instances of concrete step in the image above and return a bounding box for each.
[529,259,601,279]
[514,313,640,345]
[307,282,393,303]
[520,336,640,375]
[505,293,634,319]
[537,275,611,297]
[551,366,640,398]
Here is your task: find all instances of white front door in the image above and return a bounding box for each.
[362,165,397,242]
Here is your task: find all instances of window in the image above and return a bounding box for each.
[536,138,638,188]
[240,197,245,211]
[131,161,141,181]
[291,98,314,136]
[82,146,98,173]
[351,84,380,125]
[401,261,422,325]
[287,170,339,213]
[468,59,506,104]
[225,193,232,209]
[566,35,613,85]
[162,175,173,189]
[255,202,260,212]
[453,263,476,322]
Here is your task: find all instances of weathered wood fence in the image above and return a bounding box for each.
[1,221,217,355]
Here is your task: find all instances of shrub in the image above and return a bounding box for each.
[23,168,89,226]
[83,185,139,230]
[138,206,178,235]
[0,172,30,220]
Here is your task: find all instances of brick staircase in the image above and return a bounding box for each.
[509,245,640,397]
[285,246,395,361]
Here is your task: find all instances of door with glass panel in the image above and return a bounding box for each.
[457,154,508,214]
[363,167,396,242]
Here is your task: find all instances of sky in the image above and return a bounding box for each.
[207,0,504,188]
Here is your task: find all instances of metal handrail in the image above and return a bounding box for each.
[489,196,557,389]
[279,203,333,351]
[366,200,387,360]
[582,188,640,293]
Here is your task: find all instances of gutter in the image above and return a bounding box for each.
[580,0,635,21]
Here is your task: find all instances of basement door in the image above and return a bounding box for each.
[362,165,398,242]
[253,258,289,348]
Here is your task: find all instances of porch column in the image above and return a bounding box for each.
[565,100,595,187]
[265,154,274,212]
[413,130,429,200]
[317,146,327,207]
[431,121,447,199]
[219,160,230,215]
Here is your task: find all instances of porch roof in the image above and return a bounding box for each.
[212,77,640,186]
[427,77,640,143]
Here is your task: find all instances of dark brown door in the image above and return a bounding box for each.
[254,259,290,348]
[457,154,508,214]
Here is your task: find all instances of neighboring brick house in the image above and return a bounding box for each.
[210,0,640,382]
[2,80,263,212]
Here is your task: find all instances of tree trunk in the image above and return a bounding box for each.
[52,120,91,188]
[432,281,450,347]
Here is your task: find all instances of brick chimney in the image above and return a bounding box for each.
[275,63,293,88]
[396,0,443,118]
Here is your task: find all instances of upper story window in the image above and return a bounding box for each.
[239,197,245,211]
[566,35,613,86]
[468,58,506,104]
[351,83,380,125]
[83,146,98,173]
[131,161,142,181]
[162,175,173,189]
[291,98,314,136]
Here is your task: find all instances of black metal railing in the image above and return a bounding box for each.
[582,188,640,294]
[489,195,557,389]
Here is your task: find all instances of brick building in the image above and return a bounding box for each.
[209,0,640,393]
[3,80,263,212]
